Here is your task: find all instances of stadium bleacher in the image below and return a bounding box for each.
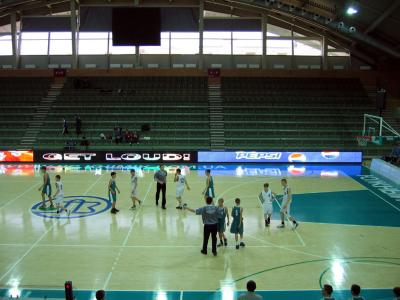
[0,75,395,156]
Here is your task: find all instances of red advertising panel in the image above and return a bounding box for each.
[0,150,34,162]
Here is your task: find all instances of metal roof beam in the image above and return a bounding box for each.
[364,0,400,35]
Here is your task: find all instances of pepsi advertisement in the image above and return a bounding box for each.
[197,151,362,164]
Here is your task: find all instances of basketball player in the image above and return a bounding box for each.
[108,172,120,214]
[38,166,54,210]
[217,198,229,247]
[130,169,141,210]
[202,169,215,200]
[230,198,245,249]
[278,178,299,229]
[53,175,70,216]
[258,183,276,227]
[174,168,190,209]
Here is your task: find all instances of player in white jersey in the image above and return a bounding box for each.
[53,175,70,216]
[277,178,299,229]
[258,183,276,227]
[174,168,190,209]
[130,169,142,210]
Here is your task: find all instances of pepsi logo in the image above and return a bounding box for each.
[321,151,340,159]
[287,165,306,175]
[288,153,307,162]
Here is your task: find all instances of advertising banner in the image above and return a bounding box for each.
[197,151,362,163]
[34,150,197,164]
[0,150,34,162]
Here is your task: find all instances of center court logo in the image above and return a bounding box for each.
[31,196,111,219]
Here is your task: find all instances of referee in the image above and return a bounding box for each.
[154,164,167,209]
[185,196,219,256]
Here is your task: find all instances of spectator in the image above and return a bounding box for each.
[124,129,132,144]
[80,136,90,150]
[106,133,113,143]
[350,284,365,300]
[62,118,68,135]
[132,131,139,144]
[100,132,106,141]
[393,287,400,300]
[95,289,105,300]
[114,126,122,144]
[237,280,263,300]
[322,284,335,300]
[65,139,76,150]
[390,141,400,164]
[75,115,82,136]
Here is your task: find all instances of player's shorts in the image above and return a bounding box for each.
[280,199,291,217]
[230,220,243,235]
[42,185,51,196]
[131,189,138,197]
[217,218,226,232]
[263,203,273,215]
[176,187,184,198]
[109,191,117,202]
[54,195,64,205]
[205,187,215,198]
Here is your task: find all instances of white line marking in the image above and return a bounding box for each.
[180,290,183,300]
[246,234,325,259]
[0,173,104,284]
[0,182,40,210]
[103,179,153,290]
[366,188,400,212]
[9,243,303,249]
[122,181,153,246]
[265,197,306,247]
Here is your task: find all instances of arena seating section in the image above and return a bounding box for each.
[36,76,209,150]
[222,77,378,153]
[0,77,52,147]
[0,75,391,156]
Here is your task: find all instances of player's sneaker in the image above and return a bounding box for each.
[240,242,245,247]
[183,203,188,209]
[176,206,182,209]
[49,205,56,210]
[138,200,142,206]
[277,224,285,228]
[292,222,299,230]
[67,210,71,217]
[110,208,117,214]
[56,209,60,214]
[39,205,46,210]
[224,238,228,246]
[217,242,223,247]
[212,251,217,257]
[235,245,239,250]
[200,249,207,255]
[115,208,120,212]
[130,205,136,210]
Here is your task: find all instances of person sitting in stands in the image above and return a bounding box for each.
[80,136,90,150]
[349,284,365,300]
[238,280,263,300]
[390,141,400,164]
[95,290,105,300]
[322,284,335,300]
[393,287,400,300]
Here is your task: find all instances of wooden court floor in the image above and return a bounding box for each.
[0,164,399,299]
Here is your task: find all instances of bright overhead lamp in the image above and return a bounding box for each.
[346,6,358,15]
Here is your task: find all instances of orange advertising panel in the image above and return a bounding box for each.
[0,151,34,162]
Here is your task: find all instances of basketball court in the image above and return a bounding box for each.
[0,163,399,299]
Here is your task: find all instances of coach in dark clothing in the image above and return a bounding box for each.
[185,196,219,256]
[154,165,167,209]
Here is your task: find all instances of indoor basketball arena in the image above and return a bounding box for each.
[0,0,399,299]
